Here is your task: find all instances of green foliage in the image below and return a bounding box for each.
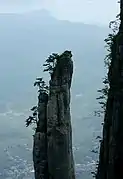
[43,51,72,75]
[25,52,60,128]
[43,53,59,75]
[26,106,38,127]
[34,77,49,94]
[104,34,115,68]
[26,77,48,128]
[95,15,120,116]
[109,14,120,33]
[25,50,71,129]
[93,14,120,178]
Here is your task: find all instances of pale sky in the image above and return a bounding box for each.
[0,0,120,25]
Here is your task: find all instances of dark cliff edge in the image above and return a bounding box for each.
[33,51,75,179]
[33,92,48,179]
[96,1,123,179]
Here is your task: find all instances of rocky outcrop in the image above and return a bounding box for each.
[96,35,118,179]
[33,92,48,179]
[47,51,75,179]
[96,1,123,179]
[33,51,75,179]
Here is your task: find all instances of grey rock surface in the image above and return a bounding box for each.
[33,51,75,179]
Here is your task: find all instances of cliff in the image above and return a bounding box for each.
[33,51,75,179]
[96,1,123,179]
[33,92,48,179]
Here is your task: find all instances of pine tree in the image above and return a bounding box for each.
[43,53,59,75]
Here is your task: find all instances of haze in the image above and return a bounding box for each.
[0,0,119,25]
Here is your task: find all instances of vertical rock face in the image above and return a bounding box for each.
[96,2,123,179]
[96,36,118,179]
[33,92,48,179]
[47,51,75,179]
[33,51,75,179]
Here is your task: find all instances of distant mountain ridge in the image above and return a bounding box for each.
[0,9,110,179]
[0,9,109,27]
[0,9,109,111]
[0,9,58,25]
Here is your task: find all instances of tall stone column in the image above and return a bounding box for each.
[33,92,48,179]
[32,51,75,179]
[47,51,75,179]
